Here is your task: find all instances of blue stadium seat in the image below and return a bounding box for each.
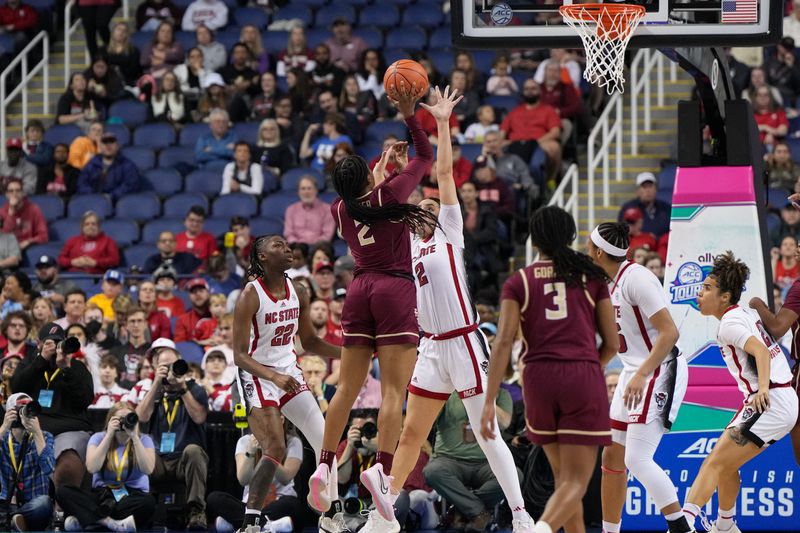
[143,168,183,196]
[359,5,399,28]
[49,218,81,241]
[233,122,260,143]
[203,217,229,237]
[164,193,209,218]
[306,28,330,49]
[428,27,451,49]
[366,121,408,143]
[104,124,131,146]
[458,144,482,163]
[511,70,531,89]
[250,218,284,236]
[767,187,791,209]
[158,146,196,168]
[338,0,369,6]
[273,5,313,25]
[402,4,444,28]
[356,141,382,161]
[767,212,781,234]
[382,48,410,66]
[316,4,356,25]
[123,243,155,269]
[176,341,204,363]
[262,31,288,53]
[142,218,184,243]
[213,193,258,218]
[353,27,383,49]
[109,100,149,127]
[179,123,210,147]
[293,0,327,6]
[281,167,325,191]
[217,30,240,52]
[43,124,82,146]
[263,170,279,193]
[70,277,102,297]
[103,219,140,247]
[133,123,177,149]
[484,94,521,113]
[185,170,223,196]
[131,31,153,50]
[0,34,14,55]
[657,164,678,193]
[28,195,64,221]
[427,48,454,75]
[260,192,296,221]
[333,239,348,257]
[382,0,413,4]
[386,27,426,51]
[116,192,161,221]
[68,194,112,219]
[24,243,64,268]
[233,7,270,28]
[471,50,497,76]
[121,146,156,172]
[174,31,196,51]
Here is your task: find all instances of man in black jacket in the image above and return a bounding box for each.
[9,323,93,491]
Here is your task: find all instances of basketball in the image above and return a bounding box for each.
[383,59,429,99]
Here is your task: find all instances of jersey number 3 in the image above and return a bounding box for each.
[543,282,567,320]
[271,324,295,346]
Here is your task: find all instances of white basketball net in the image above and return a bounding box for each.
[559,4,645,94]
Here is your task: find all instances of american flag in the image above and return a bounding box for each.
[720,0,758,24]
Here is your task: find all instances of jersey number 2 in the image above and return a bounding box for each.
[354,222,375,247]
[271,324,295,346]
[543,282,567,320]
[414,262,429,286]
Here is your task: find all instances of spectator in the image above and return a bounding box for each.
[454,50,485,94]
[195,108,236,168]
[0,177,46,250]
[423,389,515,532]
[618,171,671,238]
[200,350,231,411]
[301,353,334,415]
[540,62,583,141]
[84,55,124,109]
[36,143,79,196]
[471,159,515,221]
[153,266,185,318]
[450,68,480,124]
[644,252,665,284]
[310,42,344,96]
[0,393,55,532]
[87,269,125,320]
[193,72,247,123]
[33,256,77,311]
[340,74,377,127]
[144,231,201,274]
[300,112,353,171]
[174,47,208,105]
[0,227,18,274]
[190,292,224,346]
[253,118,294,178]
[460,181,502,292]
[67,120,103,169]
[481,130,537,195]
[368,134,403,179]
[89,354,130,407]
[766,141,800,191]
[355,48,386,100]
[273,96,304,149]
[141,21,184,80]
[239,24,269,74]
[58,402,156,531]
[22,120,53,169]
[125,338,171,406]
[203,254,240,296]
[282,177,335,245]
[221,142,263,196]
[534,48,582,89]
[135,345,209,529]
[77,0,116,60]
[753,85,789,148]
[310,262,334,303]
[623,207,657,257]
[742,66,783,106]
[766,36,800,105]
[310,88,362,143]
[101,22,141,87]
[250,72,281,121]
[286,67,313,116]
[1,310,35,357]
[218,42,258,97]
[58,211,121,274]
[0,272,30,319]
[774,235,800,289]
[309,243,333,273]
[10,323,94,493]
[277,25,315,77]
[0,353,17,404]
[56,73,102,128]
[323,142,355,183]
[195,24,226,73]
[286,242,310,279]
[151,70,187,125]
[486,55,518,96]
[204,312,234,381]
[786,0,800,42]
[415,89,460,145]
[136,0,179,31]
[76,132,141,200]
[30,297,56,337]
[54,289,86,330]
[464,105,499,144]
[174,278,210,342]
[0,0,38,52]
[222,216,254,277]
[0,138,37,195]
[176,206,218,263]
[325,18,367,73]
[137,280,171,340]
[334,257,354,289]
[181,0,227,31]
[110,307,151,388]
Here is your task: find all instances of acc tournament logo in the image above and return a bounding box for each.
[669,261,712,310]
[491,3,513,26]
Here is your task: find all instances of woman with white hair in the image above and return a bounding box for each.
[253,119,295,178]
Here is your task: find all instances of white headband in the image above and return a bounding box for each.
[591,227,628,257]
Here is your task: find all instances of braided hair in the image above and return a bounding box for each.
[530,206,607,286]
[246,235,277,281]
[709,251,750,305]
[332,156,438,235]
[596,222,631,263]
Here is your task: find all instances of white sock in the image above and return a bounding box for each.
[665,510,684,522]
[602,520,621,533]
[716,507,735,530]
[533,521,552,533]
[511,505,530,522]
[245,509,261,516]
[683,503,701,527]
[271,517,293,533]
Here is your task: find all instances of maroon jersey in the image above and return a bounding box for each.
[501,260,610,364]
[780,279,800,365]
[332,116,433,277]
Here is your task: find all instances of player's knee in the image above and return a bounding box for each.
[602,444,625,471]
[623,446,654,474]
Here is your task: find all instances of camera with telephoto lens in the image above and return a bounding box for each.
[343,497,369,515]
[359,421,378,440]
[162,359,189,386]
[58,336,81,355]
[12,400,41,428]
[120,412,138,430]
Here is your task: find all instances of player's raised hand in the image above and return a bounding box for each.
[479,400,497,440]
[419,86,463,122]
[389,81,421,118]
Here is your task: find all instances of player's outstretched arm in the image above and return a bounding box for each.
[420,86,463,206]
[750,296,798,339]
[293,280,342,359]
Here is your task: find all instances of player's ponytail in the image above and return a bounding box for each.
[710,250,750,304]
[529,206,607,286]
[332,155,438,235]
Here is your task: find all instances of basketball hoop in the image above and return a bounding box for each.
[559,3,646,94]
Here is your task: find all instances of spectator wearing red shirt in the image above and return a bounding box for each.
[753,85,789,147]
[471,158,515,222]
[153,265,185,319]
[176,205,218,263]
[137,280,172,340]
[0,0,39,51]
[623,207,658,259]
[500,79,562,182]
[174,277,211,342]
[58,211,120,274]
[414,89,460,145]
[0,177,47,250]
[539,62,583,142]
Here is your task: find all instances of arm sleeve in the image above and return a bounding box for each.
[438,204,464,249]
[379,116,433,204]
[627,268,668,319]
[181,6,194,30]
[189,381,209,409]
[58,238,76,269]
[174,315,189,342]
[195,137,210,164]
[717,315,754,351]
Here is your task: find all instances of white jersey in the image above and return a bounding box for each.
[248,277,300,368]
[610,261,670,370]
[412,203,475,334]
[717,305,794,398]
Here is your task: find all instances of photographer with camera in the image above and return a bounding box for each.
[9,323,93,494]
[56,402,156,532]
[135,344,209,530]
[0,393,54,532]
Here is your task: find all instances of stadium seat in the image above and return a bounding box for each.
[511,70,531,89]
[217,30,240,52]
[484,94,521,113]
[382,48,410,66]
[305,27,330,48]
[104,124,131,146]
[333,239,349,257]
[158,146,196,168]
[130,31,153,50]
[386,27,427,51]
[767,187,790,210]
[316,4,356,25]
[250,218,284,236]
[28,195,64,221]
[115,192,161,221]
[163,193,209,218]
[338,0,369,6]
[262,31,288,53]
[109,100,149,127]
[143,168,183,196]
[24,243,64,267]
[174,31,196,51]
[71,277,102,297]
[262,170,279,193]
[359,5,399,28]
[204,217,230,237]
[103,219,140,247]
[402,4,444,29]
[233,122,260,143]
[233,7,270,28]
[281,167,325,191]
[213,193,258,218]
[133,123,177,148]
[272,5,313,26]
[68,194,112,219]
[293,0,326,6]
[458,144,482,163]
[142,218,184,243]
[49,218,81,241]
[121,146,156,172]
[185,170,223,196]
[260,192,296,221]
[427,48,454,75]
[766,212,781,234]
[366,121,408,143]
[319,191,337,204]
[43,124,82,146]
[353,27,383,49]
[123,243,155,269]
[176,341,205,363]
[179,123,210,147]
[428,27,451,49]
[356,141,382,161]
[382,0,413,5]
[471,50,498,75]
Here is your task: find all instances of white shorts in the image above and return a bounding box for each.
[610,355,688,443]
[408,329,490,400]
[727,385,799,448]
[236,361,308,410]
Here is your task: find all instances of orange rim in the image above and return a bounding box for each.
[559,3,646,21]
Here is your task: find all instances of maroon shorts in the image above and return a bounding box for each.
[523,359,612,446]
[341,272,419,348]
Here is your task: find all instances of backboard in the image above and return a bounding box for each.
[452,0,783,49]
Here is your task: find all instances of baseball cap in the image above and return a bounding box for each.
[153,264,178,282]
[334,287,347,300]
[5,392,32,412]
[334,255,354,275]
[187,278,210,291]
[479,322,498,337]
[38,322,65,342]
[103,269,125,284]
[5,138,22,150]
[202,72,226,90]
[315,261,334,273]
[100,133,118,143]
[635,172,656,186]
[205,349,227,362]
[35,255,57,268]
[0,353,22,372]
[146,337,177,358]
[623,207,643,223]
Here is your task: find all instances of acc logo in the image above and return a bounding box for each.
[655,391,668,411]
[669,262,712,310]
[490,3,513,26]
[677,437,719,458]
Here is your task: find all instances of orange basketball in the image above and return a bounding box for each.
[383,59,429,99]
